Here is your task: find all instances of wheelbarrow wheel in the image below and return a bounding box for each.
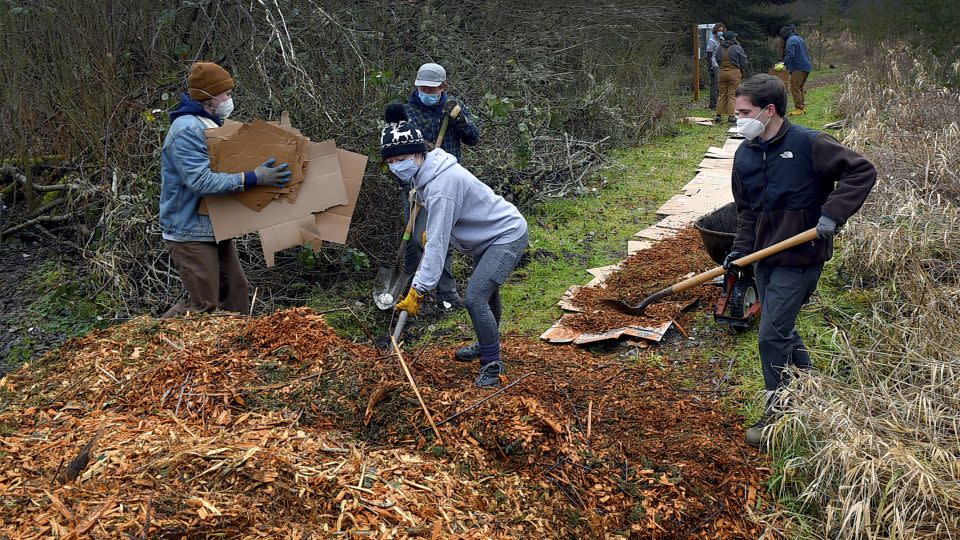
[723,278,758,334]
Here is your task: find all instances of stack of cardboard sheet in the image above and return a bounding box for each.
[199,114,367,267]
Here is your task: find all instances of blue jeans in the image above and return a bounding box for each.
[465,233,529,349]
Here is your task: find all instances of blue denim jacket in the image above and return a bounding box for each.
[160,94,245,242]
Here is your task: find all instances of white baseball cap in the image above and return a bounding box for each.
[415,63,446,87]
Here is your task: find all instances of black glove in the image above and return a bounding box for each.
[442,98,459,118]
[723,250,748,272]
[253,158,291,187]
[816,215,838,240]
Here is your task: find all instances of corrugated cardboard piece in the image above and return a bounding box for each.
[258,149,368,266]
[199,114,366,267]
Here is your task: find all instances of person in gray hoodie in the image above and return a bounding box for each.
[381,103,528,388]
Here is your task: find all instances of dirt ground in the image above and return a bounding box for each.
[0,302,768,538]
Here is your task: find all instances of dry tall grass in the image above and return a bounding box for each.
[764,48,960,539]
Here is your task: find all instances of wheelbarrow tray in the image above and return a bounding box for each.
[694,202,738,265]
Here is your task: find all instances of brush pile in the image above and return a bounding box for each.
[1,308,767,538]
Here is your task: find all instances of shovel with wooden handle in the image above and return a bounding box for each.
[434,104,462,149]
[373,190,421,310]
[605,228,819,315]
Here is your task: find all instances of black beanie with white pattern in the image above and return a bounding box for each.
[380,103,427,159]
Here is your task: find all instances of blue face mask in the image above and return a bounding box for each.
[388,157,420,183]
[418,90,441,106]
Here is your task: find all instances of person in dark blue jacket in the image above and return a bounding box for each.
[396,63,482,310]
[779,25,813,116]
[726,75,876,447]
[160,62,290,317]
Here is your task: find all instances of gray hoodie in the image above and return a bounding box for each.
[411,149,528,292]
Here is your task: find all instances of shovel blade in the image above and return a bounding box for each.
[372,264,412,310]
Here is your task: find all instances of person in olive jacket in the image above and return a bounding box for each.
[725,74,876,447]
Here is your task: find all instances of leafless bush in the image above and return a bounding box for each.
[760,47,960,539]
[0,0,684,316]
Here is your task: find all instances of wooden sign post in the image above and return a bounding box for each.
[692,25,700,102]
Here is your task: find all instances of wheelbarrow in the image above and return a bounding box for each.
[694,202,760,332]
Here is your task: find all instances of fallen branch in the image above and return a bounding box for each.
[436,372,533,427]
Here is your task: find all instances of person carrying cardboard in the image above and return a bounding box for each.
[398,63,482,311]
[159,61,291,318]
[776,25,813,116]
[381,104,527,389]
[726,74,876,447]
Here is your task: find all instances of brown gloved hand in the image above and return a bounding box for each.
[395,287,424,316]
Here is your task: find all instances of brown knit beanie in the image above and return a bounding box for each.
[187,62,235,101]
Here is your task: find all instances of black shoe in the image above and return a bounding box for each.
[455,342,481,362]
[714,114,722,123]
[728,115,737,124]
[475,361,504,388]
[745,412,776,447]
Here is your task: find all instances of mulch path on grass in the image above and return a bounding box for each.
[563,228,722,333]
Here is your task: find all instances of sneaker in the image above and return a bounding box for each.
[455,342,481,362]
[475,361,505,388]
[789,109,806,116]
[744,412,776,447]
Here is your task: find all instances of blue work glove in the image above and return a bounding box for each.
[253,158,291,187]
[816,215,838,240]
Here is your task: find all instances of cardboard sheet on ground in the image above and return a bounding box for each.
[205,140,347,242]
[257,148,367,266]
[541,317,673,345]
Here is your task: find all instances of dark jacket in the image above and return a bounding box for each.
[404,90,480,162]
[731,120,876,267]
[784,34,813,73]
[715,41,748,71]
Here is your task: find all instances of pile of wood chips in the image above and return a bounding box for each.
[0,308,767,538]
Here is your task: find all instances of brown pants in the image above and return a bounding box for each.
[790,70,809,110]
[162,239,250,318]
[716,68,742,116]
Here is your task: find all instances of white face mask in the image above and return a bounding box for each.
[736,108,771,140]
[214,97,234,119]
[388,157,420,183]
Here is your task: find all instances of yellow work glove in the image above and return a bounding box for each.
[395,287,424,316]
[421,232,427,247]
[774,62,785,72]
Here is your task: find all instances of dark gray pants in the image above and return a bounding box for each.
[402,195,459,301]
[466,233,528,348]
[163,239,250,318]
[755,261,824,401]
[707,62,718,109]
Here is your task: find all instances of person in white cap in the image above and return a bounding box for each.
[398,63,481,310]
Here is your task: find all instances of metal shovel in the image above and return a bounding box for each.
[372,191,421,310]
[605,228,818,315]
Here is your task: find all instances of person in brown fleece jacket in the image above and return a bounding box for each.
[725,74,876,447]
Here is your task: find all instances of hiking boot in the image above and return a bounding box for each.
[475,361,505,388]
[455,342,481,362]
[789,108,806,116]
[727,115,737,124]
[745,412,777,448]
[714,114,722,123]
